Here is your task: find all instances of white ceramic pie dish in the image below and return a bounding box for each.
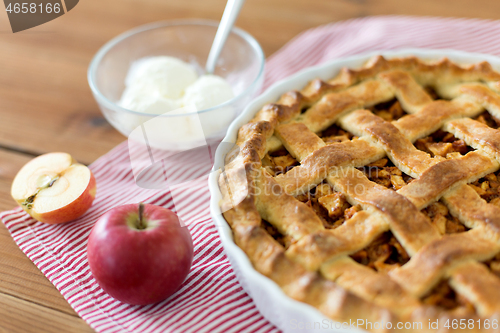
[208,49,500,333]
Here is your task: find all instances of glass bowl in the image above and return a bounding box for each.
[88,19,265,150]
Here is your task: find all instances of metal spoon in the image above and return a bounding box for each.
[205,0,246,74]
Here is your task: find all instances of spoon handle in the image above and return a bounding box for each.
[205,0,246,74]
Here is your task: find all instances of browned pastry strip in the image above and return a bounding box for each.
[275,123,325,161]
[262,84,352,153]
[321,257,421,317]
[340,109,439,177]
[266,77,395,153]
[389,228,500,297]
[394,98,483,142]
[237,93,307,156]
[378,70,433,113]
[449,262,500,317]
[275,138,385,195]
[328,56,500,88]
[458,83,500,118]
[255,169,324,241]
[251,91,304,126]
[300,79,394,132]
[230,120,274,163]
[264,135,284,153]
[446,117,500,162]
[286,211,389,271]
[220,195,262,231]
[328,168,440,256]
[300,78,349,101]
[397,151,499,209]
[219,161,261,217]
[442,183,500,235]
[232,224,395,330]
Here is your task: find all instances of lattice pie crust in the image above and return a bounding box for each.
[218,56,500,332]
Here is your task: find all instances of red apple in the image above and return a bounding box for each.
[11,152,96,224]
[87,203,193,305]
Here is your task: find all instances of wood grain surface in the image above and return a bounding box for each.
[2,0,500,332]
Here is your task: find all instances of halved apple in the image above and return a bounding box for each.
[11,152,96,224]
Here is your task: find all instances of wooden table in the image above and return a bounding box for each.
[1,0,500,331]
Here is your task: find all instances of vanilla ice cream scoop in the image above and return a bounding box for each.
[119,56,234,114]
[118,56,235,147]
[125,56,198,99]
[119,85,181,115]
[182,75,234,111]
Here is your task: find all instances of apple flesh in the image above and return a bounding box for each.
[87,203,193,305]
[11,152,96,224]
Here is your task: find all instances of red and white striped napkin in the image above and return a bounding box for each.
[3,16,500,333]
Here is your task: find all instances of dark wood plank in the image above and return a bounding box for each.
[0,293,94,333]
[0,222,79,317]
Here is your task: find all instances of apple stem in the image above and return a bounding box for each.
[138,202,145,230]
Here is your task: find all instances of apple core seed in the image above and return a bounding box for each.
[22,175,60,209]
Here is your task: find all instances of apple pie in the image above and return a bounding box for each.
[219,55,500,332]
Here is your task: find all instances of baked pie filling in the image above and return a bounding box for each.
[219,56,500,331]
